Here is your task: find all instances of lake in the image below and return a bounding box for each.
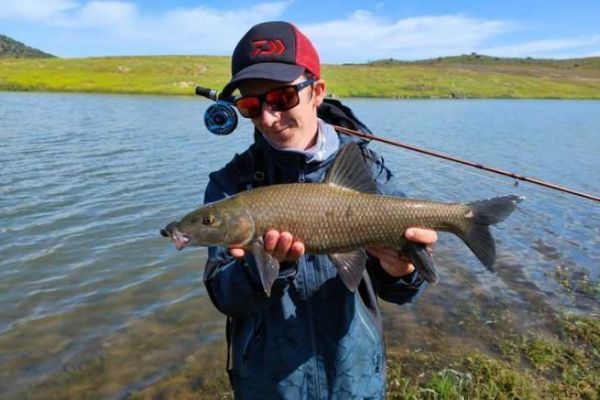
[1,92,599,398]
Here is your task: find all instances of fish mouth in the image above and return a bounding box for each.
[160,223,190,251]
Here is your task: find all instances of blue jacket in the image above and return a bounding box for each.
[203,130,426,399]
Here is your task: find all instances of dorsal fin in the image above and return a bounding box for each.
[325,143,379,194]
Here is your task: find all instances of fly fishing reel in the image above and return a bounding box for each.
[204,101,238,135]
[196,86,238,135]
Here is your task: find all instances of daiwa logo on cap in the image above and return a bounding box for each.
[251,39,286,57]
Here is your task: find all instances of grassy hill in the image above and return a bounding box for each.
[369,53,600,69]
[0,34,55,58]
[1,54,599,98]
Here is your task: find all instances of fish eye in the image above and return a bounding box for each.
[202,214,216,225]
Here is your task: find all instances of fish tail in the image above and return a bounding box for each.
[456,195,523,271]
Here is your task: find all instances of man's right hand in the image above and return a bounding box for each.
[230,230,305,262]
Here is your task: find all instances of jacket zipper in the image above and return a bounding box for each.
[298,162,320,395]
[357,304,377,343]
[301,256,321,398]
[357,299,385,374]
[298,159,306,183]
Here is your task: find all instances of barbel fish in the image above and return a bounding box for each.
[161,143,522,295]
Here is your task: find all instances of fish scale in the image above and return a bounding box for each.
[240,183,470,253]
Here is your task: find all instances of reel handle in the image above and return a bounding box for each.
[195,86,220,101]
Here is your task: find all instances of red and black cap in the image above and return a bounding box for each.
[222,21,320,96]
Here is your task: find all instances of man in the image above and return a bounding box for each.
[203,21,437,399]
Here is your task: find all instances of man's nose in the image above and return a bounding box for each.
[257,103,279,123]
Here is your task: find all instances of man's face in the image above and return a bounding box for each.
[238,76,325,150]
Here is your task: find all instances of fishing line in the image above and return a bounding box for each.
[195,86,600,204]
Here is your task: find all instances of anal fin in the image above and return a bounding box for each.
[329,250,367,292]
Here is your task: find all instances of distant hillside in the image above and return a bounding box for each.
[369,53,600,69]
[0,34,55,58]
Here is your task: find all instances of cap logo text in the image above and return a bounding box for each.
[251,39,285,57]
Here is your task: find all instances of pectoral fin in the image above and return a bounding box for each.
[329,250,367,292]
[404,242,438,284]
[252,237,280,297]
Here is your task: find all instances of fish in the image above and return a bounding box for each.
[161,142,522,296]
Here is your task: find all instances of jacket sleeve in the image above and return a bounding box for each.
[202,174,299,317]
[363,148,428,304]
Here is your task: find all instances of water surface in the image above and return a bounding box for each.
[1,92,599,398]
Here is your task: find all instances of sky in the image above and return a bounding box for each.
[1,0,599,62]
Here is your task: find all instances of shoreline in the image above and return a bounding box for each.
[3,87,600,100]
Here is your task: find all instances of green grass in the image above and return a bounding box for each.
[1,55,600,98]
[547,264,600,298]
[0,55,231,96]
[384,314,600,400]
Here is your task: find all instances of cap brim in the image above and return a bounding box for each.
[222,63,305,97]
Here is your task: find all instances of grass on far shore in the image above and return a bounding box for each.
[1,54,600,99]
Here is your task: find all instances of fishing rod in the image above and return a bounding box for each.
[332,125,600,203]
[195,85,600,204]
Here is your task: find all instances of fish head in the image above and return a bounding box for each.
[161,198,255,250]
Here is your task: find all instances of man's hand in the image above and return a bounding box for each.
[231,227,437,276]
[230,230,305,262]
[367,228,437,278]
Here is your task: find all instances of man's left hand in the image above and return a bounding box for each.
[367,228,437,278]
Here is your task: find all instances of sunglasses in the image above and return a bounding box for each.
[234,79,315,118]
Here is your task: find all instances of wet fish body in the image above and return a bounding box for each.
[162,143,522,295]
[220,183,474,254]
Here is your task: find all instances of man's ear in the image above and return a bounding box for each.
[312,79,327,108]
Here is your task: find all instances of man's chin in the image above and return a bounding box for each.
[272,141,295,149]
[264,130,297,148]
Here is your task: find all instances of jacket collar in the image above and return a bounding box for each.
[255,119,340,164]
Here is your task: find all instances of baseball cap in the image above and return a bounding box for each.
[222,21,320,97]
